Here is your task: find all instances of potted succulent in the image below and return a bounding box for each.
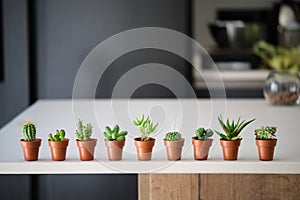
[253,41,300,105]
[215,115,255,160]
[20,121,41,161]
[104,124,127,161]
[164,132,185,161]
[133,114,158,161]
[255,126,277,161]
[192,128,214,160]
[75,119,97,161]
[48,129,69,161]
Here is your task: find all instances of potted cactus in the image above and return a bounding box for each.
[164,132,184,161]
[48,129,69,161]
[103,124,127,161]
[255,126,277,161]
[192,128,214,160]
[133,114,158,161]
[215,115,255,160]
[20,121,41,161]
[75,119,97,161]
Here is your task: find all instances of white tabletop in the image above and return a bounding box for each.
[0,99,299,174]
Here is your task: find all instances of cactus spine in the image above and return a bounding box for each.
[22,121,36,141]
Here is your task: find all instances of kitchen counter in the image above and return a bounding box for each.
[0,99,299,174]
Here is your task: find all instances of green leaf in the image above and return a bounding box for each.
[215,130,228,140]
[237,118,255,133]
[113,125,119,133]
[206,129,214,137]
[116,136,125,141]
[112,133,117,140]
[105,126,112,135]
[118,131,127,136]
[231,136,241,141]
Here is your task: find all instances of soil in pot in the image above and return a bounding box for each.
[256,139,277,161]
[134,137,155,161]
[220,139,241,160]
[164,139,185,161]
[48,138,69,161]
[20,139,42,161]
[105,140,125,161]
[76,139,97,161]
[192,137,213,160]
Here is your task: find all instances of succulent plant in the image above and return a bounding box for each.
[215,115,255,140]
[255,126,277,140]
[104,124,127,141]
[165,131,182,141]
[195,128,214,140]
[22,121,36,141]
[75,119,93,141]
[133,114,158,141]
[48,129,65,142]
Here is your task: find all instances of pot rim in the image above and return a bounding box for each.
[134,137,155,142]
[20,138,42,142]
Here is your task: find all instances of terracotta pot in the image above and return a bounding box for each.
[20,139,42,161]
[48,138,69,161]
[76,139,97,161]
[134,137,155,161]
[105,140,125,161]
[256,139,277,161]
[192,137,213,160]
[220,139,241,160]
[164,139,185,161]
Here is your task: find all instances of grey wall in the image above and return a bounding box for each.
[36,0,190,99]
[0,0,29,127]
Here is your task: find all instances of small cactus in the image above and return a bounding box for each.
[255,126,277,140]
[103,124,127,141]
[49,129,65,142]
[165,131,182,141]
[22,121,36,141]
[75,119,93,141]
[195,128,214,140]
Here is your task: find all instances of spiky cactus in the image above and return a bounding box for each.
[48,129,65,142]
[104,124,127,141]
[75,119,93,141]
[22,121,36,141]
[165,132,182,141]
[255,126,277,140]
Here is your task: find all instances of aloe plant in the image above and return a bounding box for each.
[195,128,214,140]
[49,129,65,142]
[165,132,182,141]
[133,114,158,141]
[215,115,255,140]
[104,124,127,141]
[255,126,277,140]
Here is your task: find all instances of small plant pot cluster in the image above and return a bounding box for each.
[20,121,41,161]
[20,115,278,162]
[75,120,97,161]
[255,126,277,161]
[133,115,158,161]
[164,132,184,161]
[192,128,214,160]
[48,129,69,161]
[104,125,127,161]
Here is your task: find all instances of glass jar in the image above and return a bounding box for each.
[264,71,300,105]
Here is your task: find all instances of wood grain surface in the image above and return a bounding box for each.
[139,174,300,200]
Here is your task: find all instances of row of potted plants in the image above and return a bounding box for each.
[20,115,278,162]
